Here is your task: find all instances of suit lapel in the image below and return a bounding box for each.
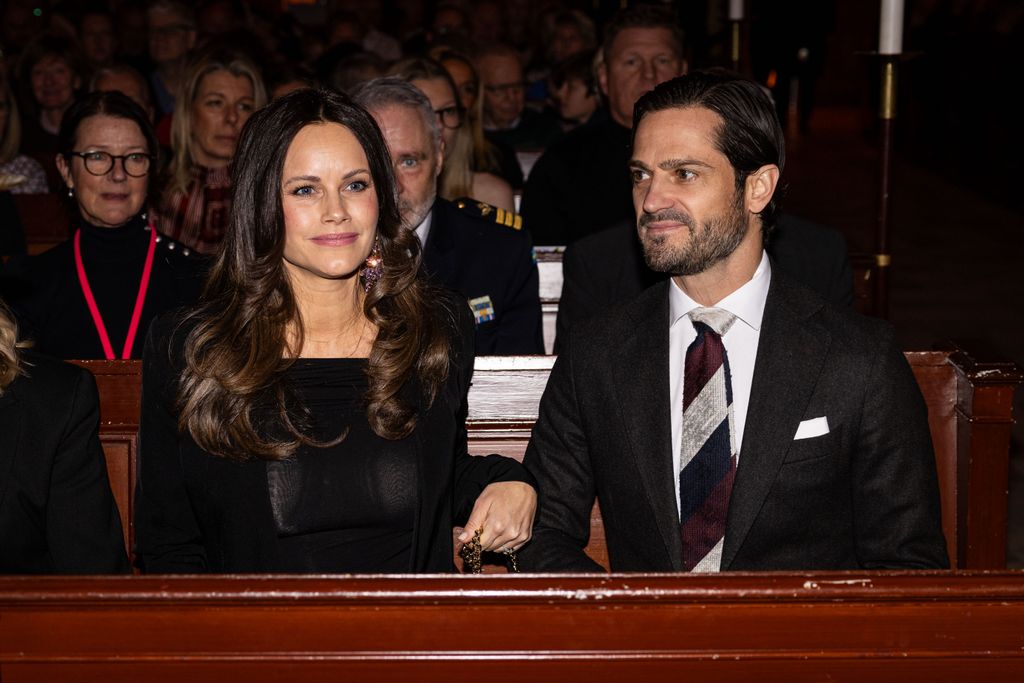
[722,271,831,568]
[421,202,458,285]
[612,282,682,570]
[0,387,23,512]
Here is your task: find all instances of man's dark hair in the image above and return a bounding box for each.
[601,4,684,64]
[633,70,785,235]
[549,49,597,95]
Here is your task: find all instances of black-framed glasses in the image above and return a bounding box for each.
[434,105,463,130]
[66,151,153,177]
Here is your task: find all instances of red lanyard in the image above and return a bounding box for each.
[74,224,158,360]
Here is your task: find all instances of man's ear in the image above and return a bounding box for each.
[745,164,779,213]
[56,153,72,190]
[597,60,609,98]
[435,138,445,177]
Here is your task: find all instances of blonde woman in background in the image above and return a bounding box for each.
[388,56,513,211]
[428,47,523,191]
[155,46,266,254]
[0,299,128,574]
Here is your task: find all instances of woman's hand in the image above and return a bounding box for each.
[458,481,537,553]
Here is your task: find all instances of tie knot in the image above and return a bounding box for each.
[689,307,737,336]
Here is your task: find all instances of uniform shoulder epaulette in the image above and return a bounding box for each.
[453,197,523,231]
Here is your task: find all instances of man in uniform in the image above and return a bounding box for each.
[352,78,544,355]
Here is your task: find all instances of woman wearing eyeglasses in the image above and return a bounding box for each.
[0,91,206,360]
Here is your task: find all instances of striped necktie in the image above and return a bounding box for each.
[679,307,738,572]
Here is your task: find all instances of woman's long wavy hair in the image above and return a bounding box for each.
[177,87,452,461]
[0,300,27,394]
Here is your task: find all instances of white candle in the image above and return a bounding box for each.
[729,0,743,21]
[878,0,904,54]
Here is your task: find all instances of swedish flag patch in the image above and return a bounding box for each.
[468,295,495,324]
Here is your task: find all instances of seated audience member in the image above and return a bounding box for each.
[114,1,151,72]
[134,88,536,573]
[0,75,48,195]
[155,47,266,254]
[555,213,855,352]
[90,63,157,123]
[315,43,387,95]
[2,92,206,360]
[388,56,514,211]
[546,9,598,67]
[266,63,317,101]
[429,3,471,48]
[521,5,685,246]
[331,0,403,62]
[476,44,562,155]
[0,299,129,574]
[146,0,198,118]
[525,8,598,108]
[432,47,521,190]
[79,6,119,70]
[547,50,601,132]
[352,78,543,355]
[15,34,88,191]
[520,72,948,573]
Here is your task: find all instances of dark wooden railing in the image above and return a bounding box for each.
[1,572,1023,680]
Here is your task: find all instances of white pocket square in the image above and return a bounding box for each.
[794,416,829,440]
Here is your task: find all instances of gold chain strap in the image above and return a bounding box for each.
[458,529,519,574]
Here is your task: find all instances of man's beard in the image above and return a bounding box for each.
[400,196,434,232]
[638,192,748,276]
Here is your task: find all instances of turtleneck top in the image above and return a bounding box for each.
[0,212,209,359]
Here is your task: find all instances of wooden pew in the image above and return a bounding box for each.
[1,572,1023,680]
[12,193,72,255]
[72,343,1022,571]
[533,246,564,355]
[0,350,1020,680]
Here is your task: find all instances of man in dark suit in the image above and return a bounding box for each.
[554,214,854,353]
[518,71,947,572]
[352,78,544,355]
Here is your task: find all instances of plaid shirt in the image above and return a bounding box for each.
[155,165,232,254]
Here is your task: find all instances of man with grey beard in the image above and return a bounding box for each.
[518,71,948,573]
[352,77,543,355]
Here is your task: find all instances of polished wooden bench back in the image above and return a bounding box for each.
[73,343,1021,571]
[12,193,71,255]
[3,571,1023,681]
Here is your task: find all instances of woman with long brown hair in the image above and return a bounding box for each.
[135,88,535,573]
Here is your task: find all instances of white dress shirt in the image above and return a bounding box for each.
[668,251,772,518]
[413,210,433,247]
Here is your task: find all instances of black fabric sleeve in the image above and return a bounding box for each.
[46,366,131,573]
[133,317,208,572]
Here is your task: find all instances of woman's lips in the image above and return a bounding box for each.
[100,193,130,201]
[311,233,358,246]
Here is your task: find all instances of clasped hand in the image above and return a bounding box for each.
[458,481,536,553]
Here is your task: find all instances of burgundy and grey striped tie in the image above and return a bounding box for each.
[679,307,738,572]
